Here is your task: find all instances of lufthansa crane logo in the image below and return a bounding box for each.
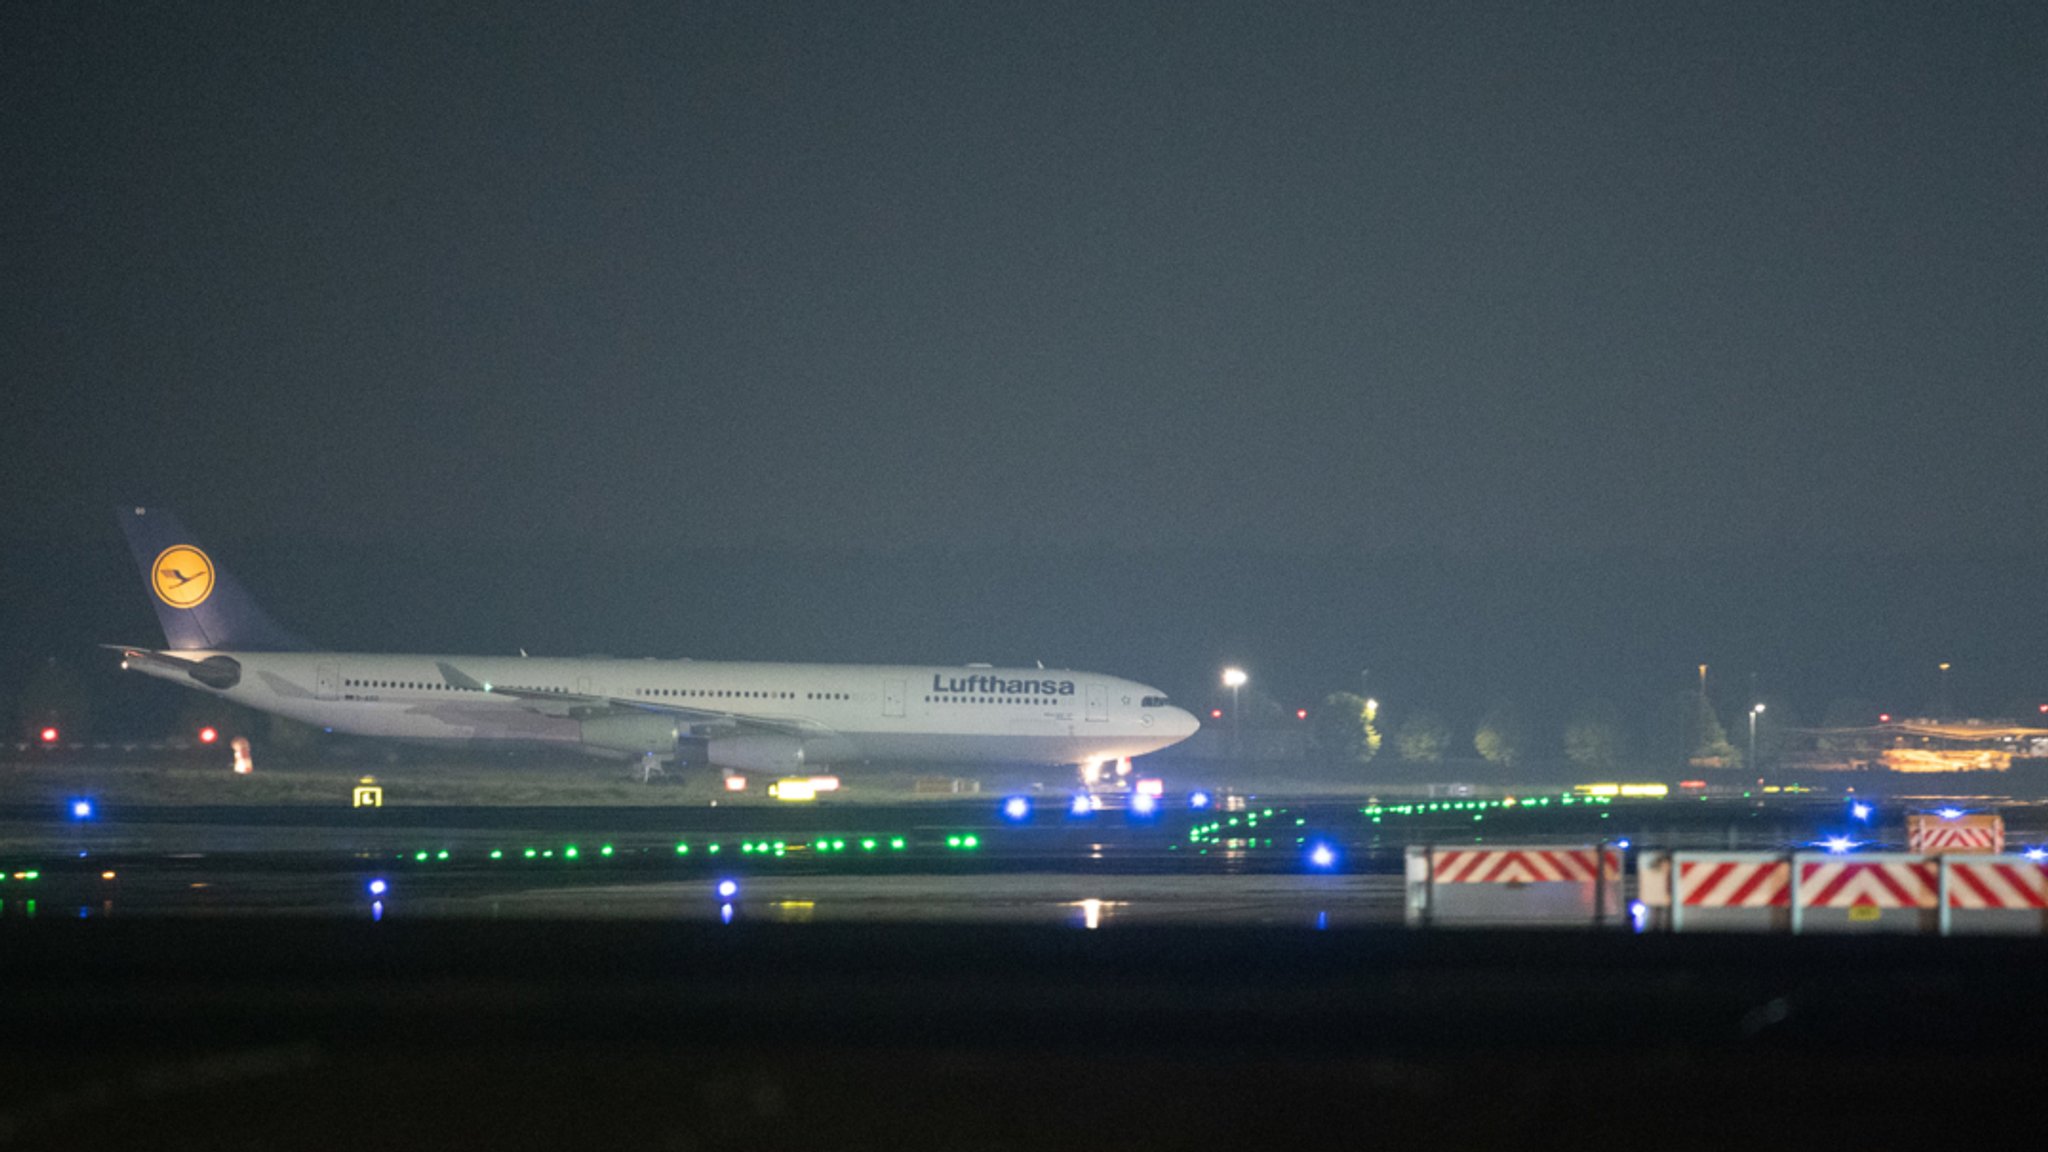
[152,545,215,609]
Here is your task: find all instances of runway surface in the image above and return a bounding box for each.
[0,791,1967,923]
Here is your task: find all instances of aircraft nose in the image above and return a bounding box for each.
[1170,707,1201,738]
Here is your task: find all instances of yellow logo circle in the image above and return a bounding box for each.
[152,545,215,609]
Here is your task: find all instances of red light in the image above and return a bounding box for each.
[1679,780,1707,789]
[1878,713,1892,723]
[2039,704,2047,715]
[39,726,59,744]
[1210,709,1223,720]
[1296,709,1308,720]
[198,726,218,745]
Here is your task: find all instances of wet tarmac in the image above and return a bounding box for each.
[0,791,1954,923]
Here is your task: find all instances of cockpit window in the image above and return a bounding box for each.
[1141,695,1171,707]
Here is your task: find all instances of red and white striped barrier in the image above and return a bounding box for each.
[1647,849,2048,934]
[1945,859,2048,909]
[1907,814,2004,855]
[1798,858,1938,909]
[1406,845,1626,927]
[1430,848,1621,885]
[1679,858,1790,907]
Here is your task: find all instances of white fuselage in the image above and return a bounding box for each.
[126,650,1201,770]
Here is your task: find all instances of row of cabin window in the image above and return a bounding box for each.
[635,688,852,701]
[345,679,473,691]
[925,695,1054,706]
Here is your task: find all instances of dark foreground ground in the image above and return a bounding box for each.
[4,791,2048,1147]
[5,919,2048,1151]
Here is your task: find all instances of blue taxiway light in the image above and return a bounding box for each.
[1188,791,1213,810]
[1001,796,1032,822]
[69,799,95,820]
[716,879,739,899]
[1307,842,1337,870]
[367,879,388,896]
[1850,802,1873,822]
[1129,792,1158,817]
[1069,794,1092,817]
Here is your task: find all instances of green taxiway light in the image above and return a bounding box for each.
[708,844,721,854]
[414,851,428,862]
[962,835,979,849]
[489,850,503,860]
[861,838,877,851]
[600,844,614,857]
[946,835,961,848]
[564,846,580,859]
[543,850,555,858]
[436,850,450,860]
[523,848,538,859]
[890,837,906,850]
[675,843,690,854]
[742,843,754,854]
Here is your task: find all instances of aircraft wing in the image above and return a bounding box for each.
[434,661,828,740]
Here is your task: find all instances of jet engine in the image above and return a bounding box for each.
[706,734,807,772]
[578,713,683,758]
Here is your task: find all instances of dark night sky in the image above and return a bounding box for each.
[4,3,2045,735]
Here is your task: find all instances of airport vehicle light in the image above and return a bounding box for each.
[69,799,94,820]
[2027,849,2048,863]
[1307,842,1337,870]
[716,879,739,899]
[1069,793,1093,817]
[1850,802,1873,822]
[1130,792,1158,817]
[1820,836,1858,854]
[1002,796,1031,822]
[1937,808,1964,820]
[367,879,388,896]
[39,727,59,744]
[1188,790,1212,810]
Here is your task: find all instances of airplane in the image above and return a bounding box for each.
[111,507,1200,783]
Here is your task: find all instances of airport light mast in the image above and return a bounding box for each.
[1222,667,1248,761]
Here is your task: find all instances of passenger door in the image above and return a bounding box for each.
[1085,683,1107,722]
[316,663,338,702]
[884,678,905,717]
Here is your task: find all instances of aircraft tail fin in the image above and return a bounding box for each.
[117,506,307,651]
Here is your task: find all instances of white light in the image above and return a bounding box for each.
[1938,807,1963,820]
[1188,791,1213,809]
[1850,803,1872,821]
[1222,667,1248,689]
[716,879,738,899]
[1753,703,1766,715]
[367,879,388,896]
[1079,898,1103,929]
